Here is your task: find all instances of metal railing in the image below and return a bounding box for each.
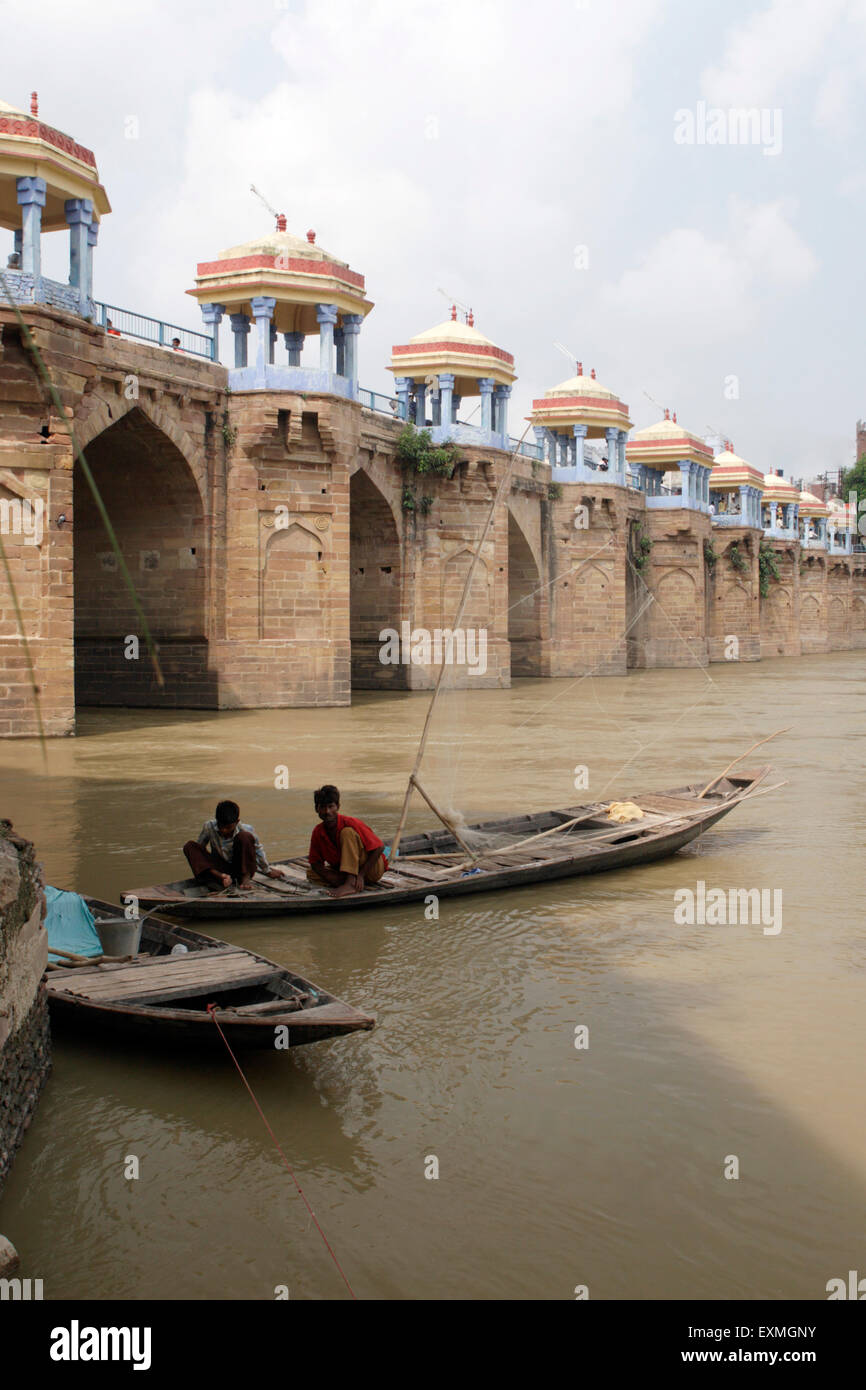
[358,386,401,415]
[94,302,215,359]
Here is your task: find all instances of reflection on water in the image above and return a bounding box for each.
[0,653,864,1298]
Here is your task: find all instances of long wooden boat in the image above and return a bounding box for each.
[44,899,376,1049]
[122,767,772,920]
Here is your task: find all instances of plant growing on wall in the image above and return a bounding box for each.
[631,524,653,573]
[397,424,459,513]
[547,482,563,500]
[758,540,781,597]
[703,537,718,575]
[728,541,749,575]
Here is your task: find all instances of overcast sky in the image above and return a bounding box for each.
[6,0,864,482]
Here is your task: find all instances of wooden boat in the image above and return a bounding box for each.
[44,899,376,1048]
[122,767,774,920]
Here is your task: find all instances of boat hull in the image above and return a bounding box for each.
[122,772,769,921]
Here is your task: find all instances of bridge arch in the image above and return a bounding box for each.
[507,509,543,675]
[73,406,214,708]
[350,467,405,688]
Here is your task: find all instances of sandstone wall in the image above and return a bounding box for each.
[0,824,50,1194]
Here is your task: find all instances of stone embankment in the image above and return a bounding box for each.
[0,822,51,1204]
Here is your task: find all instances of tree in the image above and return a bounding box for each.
[840,456,866,538]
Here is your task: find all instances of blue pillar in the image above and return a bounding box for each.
[284,332,304,365]
[395,376,412,421]
[478,377,495,433]
[269,321,277,365]
[200,303,225,363]
[415,383,427,426]
[64,198,93,311]
[13,229,22,260]
[573,424,588,471]
[85,220,99,318]
[342,313,363,383]
[317,303,338,372]
[739,485,749,523]
[534,426,547,461]
[678,460,694,507]
[230,312,250,368]
[452,392,462,423]
[250,296,276,377]
[494,384,511,442]
[17,176,46,281]
[617,429,627,481]
[334,325,345,377]
[438,373,455,432]
[605,428,618,476]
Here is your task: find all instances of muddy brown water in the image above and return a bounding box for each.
[0,653,863,1300]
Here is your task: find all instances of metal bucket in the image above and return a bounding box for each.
[93,915,142,957]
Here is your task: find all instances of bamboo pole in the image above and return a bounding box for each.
[696,728,791,798]
[389,424,532,861]
[446,775,775,875]
[409,776,480,861]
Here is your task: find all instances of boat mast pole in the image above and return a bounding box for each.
[389,424,532,860]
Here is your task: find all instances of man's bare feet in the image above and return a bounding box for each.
[330,881,359,898]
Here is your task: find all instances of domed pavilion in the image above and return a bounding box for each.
[708,441,764,527]
[826,499,855,554]
[626,409,714,510]
[798,490,829,548]
[762,471,800,536]
[187,215,373,395]
[0,92,110,318]
[531,364,631,483]
[388,306,516,445]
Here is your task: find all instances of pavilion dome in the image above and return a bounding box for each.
[187,218,373,337]
[625,409,712,468]
[531,363,630,438]
[389,308,516,395]
[217,227,345,266]
[708,442,765,490]
[0,90,110,232]
[762,472,800,502]
[798,490,829,517]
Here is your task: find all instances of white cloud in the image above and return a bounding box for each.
[702,0,847,106]
[600,199,816,339]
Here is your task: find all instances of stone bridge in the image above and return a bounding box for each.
[1,302,864,737]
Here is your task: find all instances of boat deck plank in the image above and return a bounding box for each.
[50,953,278,1003]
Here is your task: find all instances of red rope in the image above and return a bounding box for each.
[206,1003,357,1299]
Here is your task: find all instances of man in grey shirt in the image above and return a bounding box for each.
[183,799,286,892]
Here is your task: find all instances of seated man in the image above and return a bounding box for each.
[183,800,285,892]
[307,785,387,897]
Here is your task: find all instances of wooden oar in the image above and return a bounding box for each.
[697,728,790,798]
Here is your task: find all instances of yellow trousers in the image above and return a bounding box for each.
[307,826,386,884]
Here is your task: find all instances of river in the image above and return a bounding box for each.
[0,652,863,1300]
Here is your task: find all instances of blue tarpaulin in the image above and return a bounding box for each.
[44,886,103,963]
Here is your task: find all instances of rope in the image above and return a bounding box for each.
[206,1003,357,1299]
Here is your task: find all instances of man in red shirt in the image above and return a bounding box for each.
[307,785,387,897]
